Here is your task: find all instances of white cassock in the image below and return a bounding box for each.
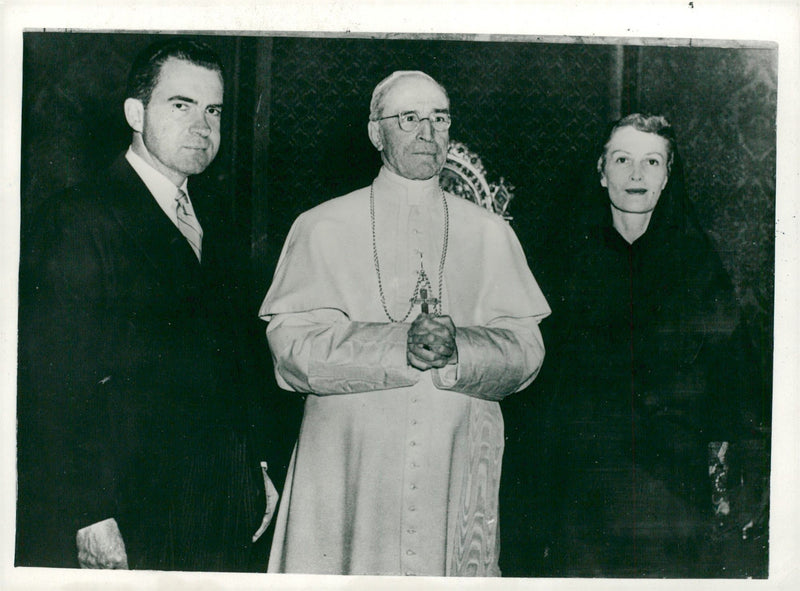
[260,166,550,576]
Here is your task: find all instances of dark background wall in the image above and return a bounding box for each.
[19,30,776,575]
[21,32,776,367]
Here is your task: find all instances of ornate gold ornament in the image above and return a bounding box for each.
[439,141,515,220]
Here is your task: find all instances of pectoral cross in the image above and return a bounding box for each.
[410,253,439,315]
[411,287,439,315]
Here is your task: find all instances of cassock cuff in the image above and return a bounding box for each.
[432,363,459,388]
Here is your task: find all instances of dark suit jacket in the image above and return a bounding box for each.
[16,154,265,571]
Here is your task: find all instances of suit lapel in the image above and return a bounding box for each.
[101,155,202,283]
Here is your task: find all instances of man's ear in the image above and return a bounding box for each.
[368,121,383,151]
[124,98,145,133]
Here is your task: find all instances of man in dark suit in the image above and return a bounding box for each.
[16,38,270,571]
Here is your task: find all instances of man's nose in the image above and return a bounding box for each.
[416,118,434,140]
[191,112,212,136]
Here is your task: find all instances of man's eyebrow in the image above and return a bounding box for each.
[168,95,198,104]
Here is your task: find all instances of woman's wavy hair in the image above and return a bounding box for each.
[597,113,677,175]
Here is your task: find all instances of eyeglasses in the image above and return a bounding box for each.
[373,110,451,132]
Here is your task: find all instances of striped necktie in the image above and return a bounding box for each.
[175,189,203,262]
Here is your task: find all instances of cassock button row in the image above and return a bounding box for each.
[409,441,416,447]
[410,483,417,490]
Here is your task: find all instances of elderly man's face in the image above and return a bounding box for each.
[369,75,449,181]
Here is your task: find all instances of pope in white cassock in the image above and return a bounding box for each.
[259,71,551,576]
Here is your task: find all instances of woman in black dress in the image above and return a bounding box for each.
[537,114,765,577]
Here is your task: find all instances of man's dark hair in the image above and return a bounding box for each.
[126,37,223,105]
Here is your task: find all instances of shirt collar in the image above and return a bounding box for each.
[125,146,189,224]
